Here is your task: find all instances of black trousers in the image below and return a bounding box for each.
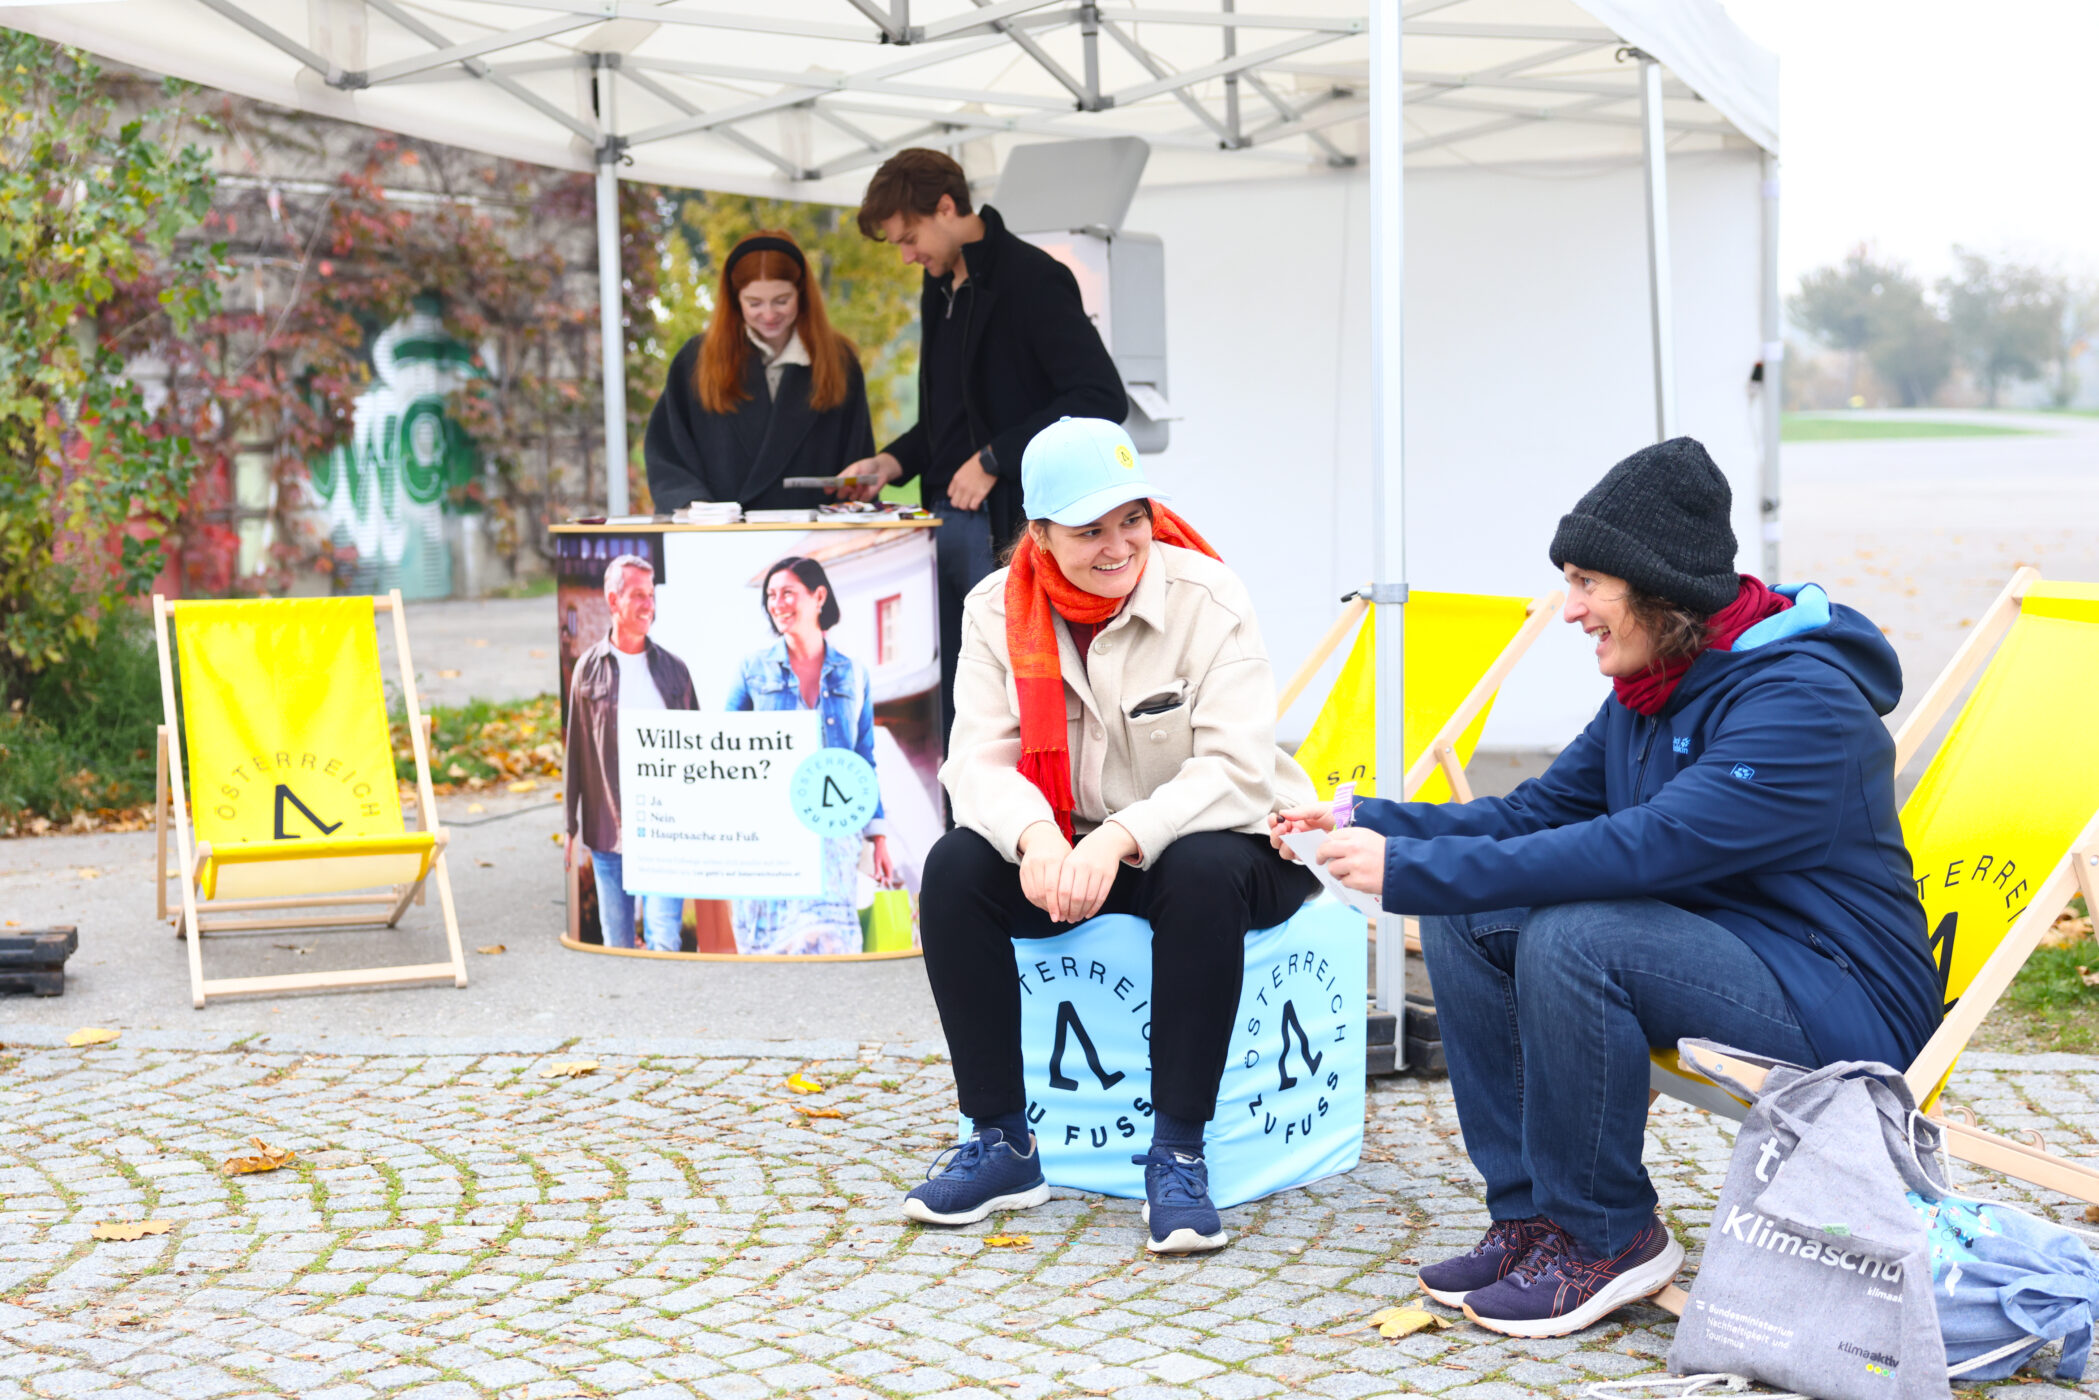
[921,826,1319,1123]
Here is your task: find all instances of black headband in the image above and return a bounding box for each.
[725,235,807,279]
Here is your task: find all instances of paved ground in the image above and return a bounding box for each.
[2,1033,2095,1400]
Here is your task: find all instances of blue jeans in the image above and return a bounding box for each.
[933,498,998,750]
[1421,898,1817,1255]
[589,851,684,952]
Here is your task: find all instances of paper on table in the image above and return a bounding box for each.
[1282,830,1383,918]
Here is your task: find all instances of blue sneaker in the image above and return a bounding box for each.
[1133,1146,1229,1254]
[1416,1216,1552,1306]
[1461,1215,1684,1338]
[902,1129,1049,1226]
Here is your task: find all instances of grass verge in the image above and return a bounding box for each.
[1974,897,2097,1053]
[1781,414,2038,442]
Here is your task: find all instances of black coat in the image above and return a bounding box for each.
[643,336,876,513]
[883,204,1128,549]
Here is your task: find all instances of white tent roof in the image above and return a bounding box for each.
[14,0,1774,202]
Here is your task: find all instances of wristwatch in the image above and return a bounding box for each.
[977,442,998,475]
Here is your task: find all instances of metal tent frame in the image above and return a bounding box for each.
[16,0,1781,1045]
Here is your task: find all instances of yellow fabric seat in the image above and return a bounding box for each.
[197,831,440,901]
[154,591,467,1007]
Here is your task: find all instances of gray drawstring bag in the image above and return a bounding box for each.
[1666,1039,1952,1400]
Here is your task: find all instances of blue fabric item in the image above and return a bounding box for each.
[1424,899,1817,1253]
[1133,1144,1223,1243]
[906,1129,1046,1218]
[588,851,683,952]
[1355,583,1940,1069]
[1910,1191,2099,1381]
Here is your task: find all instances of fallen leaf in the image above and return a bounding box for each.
[74,867,103,879]
[2079,966,2099,988]
[796,1106,844,1119]
[471,639,490,648]
[529,648,549,659]
[221,1137,297,1176]
[67,1028,120,1047]
[549,833,563,844]
[982,1235,1031,1248]
[541,1060,598,1079]
[1371,1305,1451,1339]
[476,944,507,955]
[507,779,539,794]
[466,803,486,815]
[91,1220,172,1241]
[271,943,312,956]
[2084,1205,2099,1225]
[785,1072,824,1094]
[438,669,462,679]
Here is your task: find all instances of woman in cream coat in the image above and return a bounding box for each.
[899,416,1317,1258]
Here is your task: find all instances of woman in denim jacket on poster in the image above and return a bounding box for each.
[726,555,894,954]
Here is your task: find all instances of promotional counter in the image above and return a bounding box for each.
[551,517,941,961]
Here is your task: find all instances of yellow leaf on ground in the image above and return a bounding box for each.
[796,1106,844,1119]
[67,1028,120,1047]
[1370,1306,1451,1339]
[91,1220,172,1241]
[785,1072,824,1094]
[507,779,539,794]
[549,833,563,844]
[2083,1205,2099,1225]
[75,867,103,879]
[438,669,462,679]
[477,945,507,955]
[2079,966,2099,988]
[221,1137,297,1176]
[466,803,486,814]
[541,1060,598,1079]
[982,1235,1031,1248]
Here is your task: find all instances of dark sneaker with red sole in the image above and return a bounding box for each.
[1416,1217,1552,1306]
[1462,1216,1684,1338]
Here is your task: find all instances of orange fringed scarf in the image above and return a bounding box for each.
[1004,502,1222,841]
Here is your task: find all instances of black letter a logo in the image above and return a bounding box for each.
[1277,999,1324,1090]
[1929,911,1959,1012]
[274,784,344,839]
[1048,1001,1125,1091]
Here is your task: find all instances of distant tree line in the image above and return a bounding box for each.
[1788,246,2097,409]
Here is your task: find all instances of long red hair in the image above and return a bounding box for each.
[696,229,857,414]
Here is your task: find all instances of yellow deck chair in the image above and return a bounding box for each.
[152,591,467,1007]
[1282,589,1563,959]
[1649,570,2099,1311]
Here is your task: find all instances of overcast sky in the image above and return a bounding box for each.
[1716,0,2099,287]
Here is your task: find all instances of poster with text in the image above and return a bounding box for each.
[556,523,941,958]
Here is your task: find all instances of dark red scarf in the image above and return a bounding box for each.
[1613,575,1791,717]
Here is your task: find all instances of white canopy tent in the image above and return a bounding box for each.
[15,0,1780,1028]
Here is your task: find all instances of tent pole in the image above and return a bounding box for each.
[1637,52,1676,442]
[594,60,630,516]
[1368,0,1406,1047]
[1758,150,1783,580]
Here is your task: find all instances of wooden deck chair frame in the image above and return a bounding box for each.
[1649,568,2099,1315]
[152,590,468,1008]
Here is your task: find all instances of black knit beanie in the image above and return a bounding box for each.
[1548,437,1740,615]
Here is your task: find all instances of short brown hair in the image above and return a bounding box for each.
[857,148,972,239]
[1622,586,1714,667]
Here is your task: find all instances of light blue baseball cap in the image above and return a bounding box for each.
[1020,416,1162,527]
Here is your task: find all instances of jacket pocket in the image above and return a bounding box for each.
[1126,695,1195,797]
[1127,678,1190,719]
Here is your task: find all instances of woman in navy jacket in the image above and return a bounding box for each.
[1274,439,1940,1340]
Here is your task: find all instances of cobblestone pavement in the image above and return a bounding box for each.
[2,1036,2095,1400]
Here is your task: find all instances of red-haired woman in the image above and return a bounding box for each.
[644,230,876,513]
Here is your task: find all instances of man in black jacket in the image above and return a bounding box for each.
[844,148,1127,743]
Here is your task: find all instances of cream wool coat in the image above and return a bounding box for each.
[941,542,1316,867]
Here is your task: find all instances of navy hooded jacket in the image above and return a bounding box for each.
[1353,585,1942,1069]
